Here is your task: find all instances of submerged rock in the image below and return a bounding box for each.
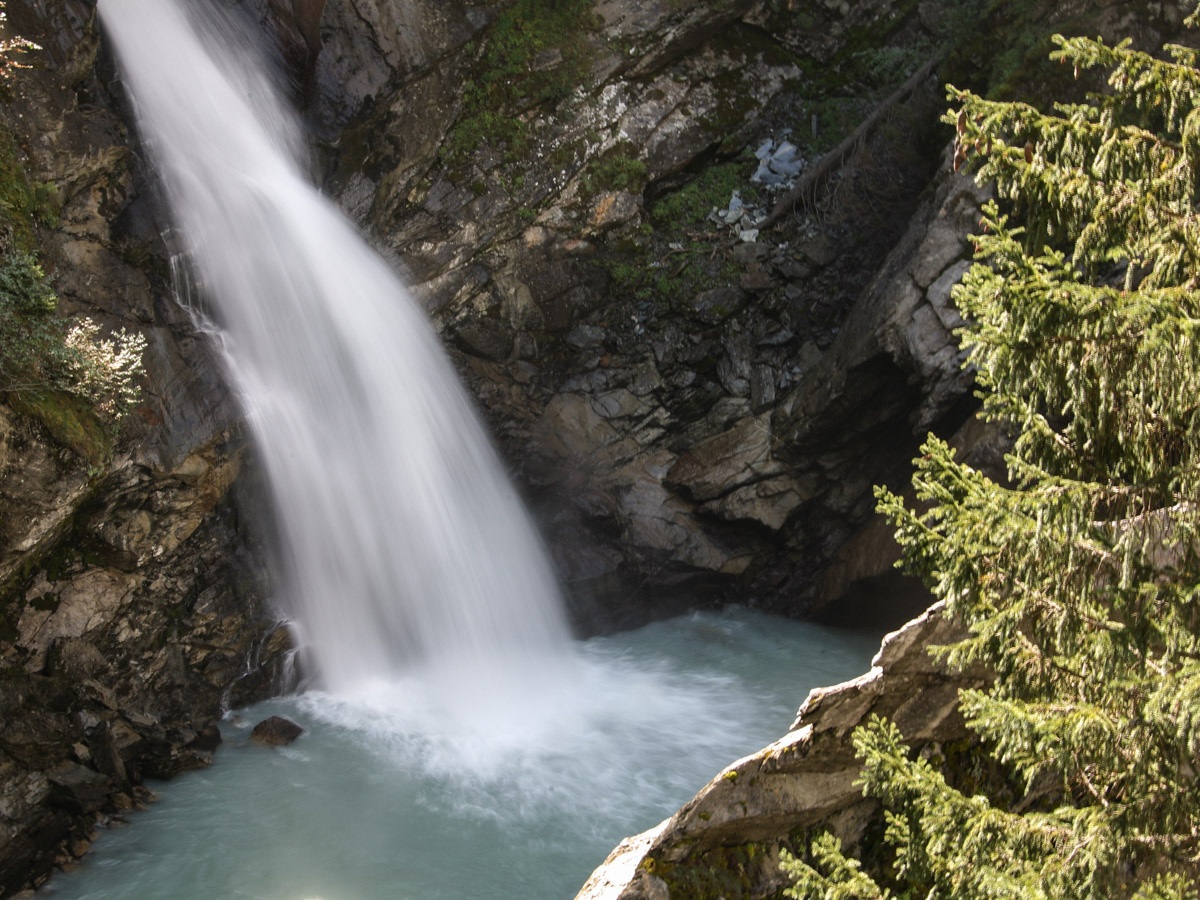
[250,717,304,747]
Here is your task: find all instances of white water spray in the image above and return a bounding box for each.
[100,0,571,693]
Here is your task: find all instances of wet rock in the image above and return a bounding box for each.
[45,763,111,816]
[86,722,129,785]
[251,716,304,747]
[190,724,223,753]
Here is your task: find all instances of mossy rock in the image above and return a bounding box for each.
[0,126,60,247]
[8,389,112,467]
[649,840,790,900]
[443,0,600,166]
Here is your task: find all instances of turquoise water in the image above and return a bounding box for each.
[42,609,879,900]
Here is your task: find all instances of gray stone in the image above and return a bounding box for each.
[750,365,777,411]
[926,260,972,330]
[798,234,837,266]
[45,763,112,815]
[666,416,779,501]
[703,475,805,530]
[250,717,305,747]
[717,335,752,396]
[591,389,646,420]
[686,286,748,325]
[566,325,607,349]
[45,639,108,681]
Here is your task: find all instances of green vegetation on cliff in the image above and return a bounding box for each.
[0,132,146,457]
[0,8,146,458]
[444,0,597,166]
[784,18,1200,900]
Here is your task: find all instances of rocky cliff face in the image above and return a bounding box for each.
[302,0,1190,631]
[4,0,1183,895]
[295,0,994,630]
[575,602,986,900]
[0,0,988,891]
[0,3,288,894]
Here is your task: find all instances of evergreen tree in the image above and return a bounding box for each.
[782,16,1200,900]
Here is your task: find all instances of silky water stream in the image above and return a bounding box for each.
[63,1,887,897]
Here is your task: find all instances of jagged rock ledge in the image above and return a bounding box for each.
[575,602,985,900]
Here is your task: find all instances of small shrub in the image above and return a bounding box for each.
[0,2,38,85]
[0,250,147,426]
[0,29,146,450]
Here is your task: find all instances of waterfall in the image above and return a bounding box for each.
[99,0,572,694]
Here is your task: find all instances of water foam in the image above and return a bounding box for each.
[42,609,883,900]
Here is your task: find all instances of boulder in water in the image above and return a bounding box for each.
[250,716,304,747]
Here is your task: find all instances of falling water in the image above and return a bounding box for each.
[99,0,571,693]
[73,9,899,899]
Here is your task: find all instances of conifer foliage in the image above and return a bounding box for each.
[782,18,1200,900]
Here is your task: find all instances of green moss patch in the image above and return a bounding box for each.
[444,0,599,166]
[651,158,758,228]
[0,126,60,247]
[579,142,649,198]
[8,389,112,467]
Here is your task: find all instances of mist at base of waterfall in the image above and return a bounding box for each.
[42,608,881,900]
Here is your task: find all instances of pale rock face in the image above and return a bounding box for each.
[18,569,142,671]
[574,604,983,900]
[666,415,779,502]
[704,476,807,531]
[883,171,992,431]
[300,0,999,628]
[0,406,93,568]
